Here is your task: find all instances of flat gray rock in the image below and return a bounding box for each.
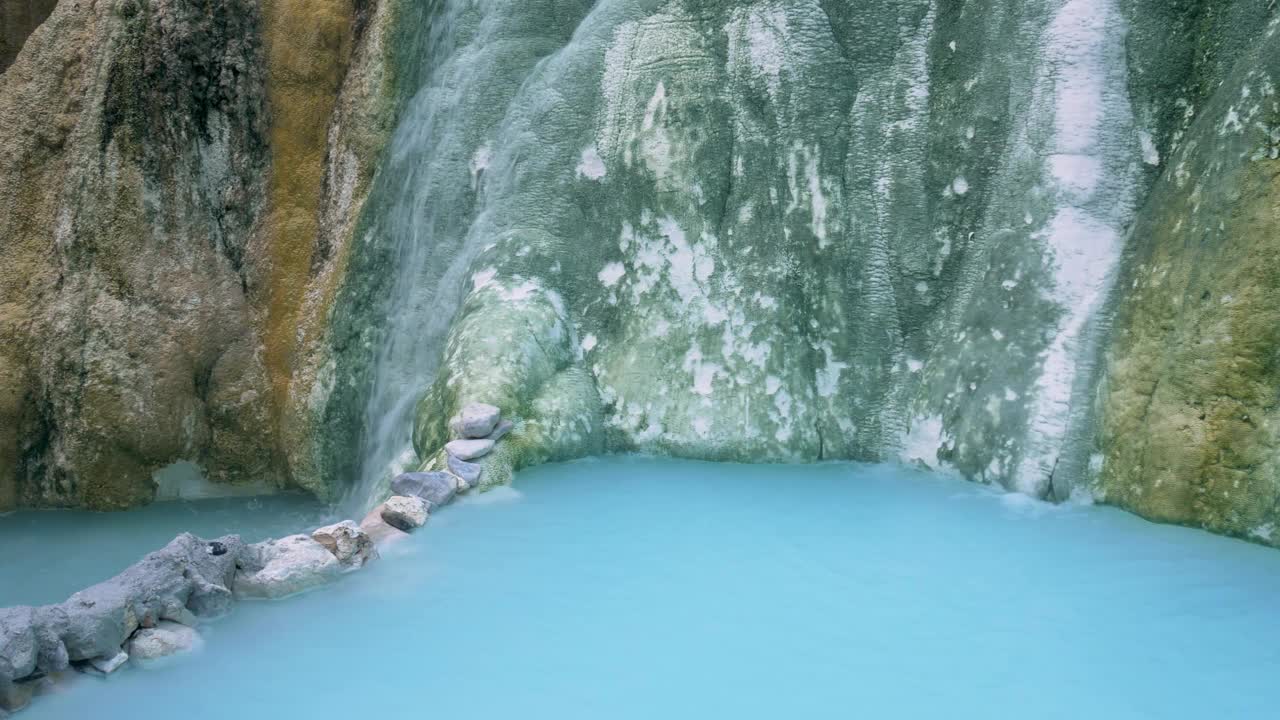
[390,471,457,508]
[380,496,429,531]
[444,438,494,461]
[128,622,202,662]
[311,521,378,567]
[450,403,501,438]
[233,535,342,599]
[446,453,483,485]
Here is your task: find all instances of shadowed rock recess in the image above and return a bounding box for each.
[1,0,1278,545]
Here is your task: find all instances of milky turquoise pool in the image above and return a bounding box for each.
[12,458,1280,718]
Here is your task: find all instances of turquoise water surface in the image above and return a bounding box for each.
[14,458,1280,718]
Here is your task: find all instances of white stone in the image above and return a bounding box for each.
[380,496,429,532]
[233,535,342,599]
[89,650,129,674]
[311,521,377,566]
[128,622,202,662]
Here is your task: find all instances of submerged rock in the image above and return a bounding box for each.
[128,622,202,663]
[311,521,378,567]
[390,472,457,509]
[0,678,34,712]
[450,403,502,439]
[233,535,342,599]
[380,496,429,531]
[444,439,494,461]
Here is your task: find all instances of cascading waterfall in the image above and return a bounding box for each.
[344,0,536,509]
[348,0,1147,508]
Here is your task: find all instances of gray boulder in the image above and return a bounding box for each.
[30,616,68,674]
[0,608,36,686]
[450,403,501,439]
[390,471,457,509]
[0,533,243,685]
[446,453,483,486]
[311,521,378,566]
[128,622,202,663]
[56,533,240,661]
[233,535,342,599]
[379,496,429,531]
[444,438,494,461]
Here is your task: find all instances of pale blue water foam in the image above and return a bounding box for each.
[17,459,1280,718]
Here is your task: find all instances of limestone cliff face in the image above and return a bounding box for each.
[0,0,409,509]
[324,0,1280,547]
[1096,8,1280,542]
[0,0,275,509]
[329,0,1150,502]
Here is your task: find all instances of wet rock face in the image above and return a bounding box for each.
[0,0,410,510]
[0,0,275,510]
[1097,11,1280,543]
[316,0,1280,545]
[344,0,1143,498]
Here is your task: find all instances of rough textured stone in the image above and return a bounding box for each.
[311,521,378,566]
[0,0,279,510]
[0,533,242,683]
[0,608,36,685]
[233,535,342,599]
[450,403,502,439]
[391,0,1143,497]
[88,650,128,675]
[0,0,415,510]
[444,439,494,461]
[390,472,457,509]
[127,622,202,662]
[379,495,429,531]
[1096,10,1280,544]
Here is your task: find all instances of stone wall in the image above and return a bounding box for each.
[0,0,412,510]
